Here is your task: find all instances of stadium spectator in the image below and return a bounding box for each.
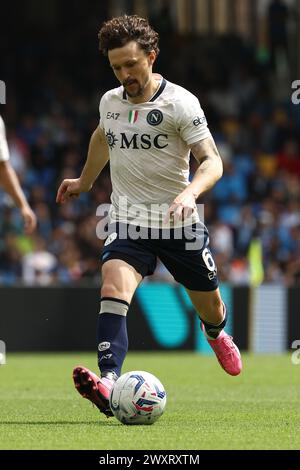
[22,235,57,285]
[267,0,290,71]
[0,115,36,235]
[0,16,300,287]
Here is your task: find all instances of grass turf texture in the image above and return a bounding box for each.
[0,352,299,450]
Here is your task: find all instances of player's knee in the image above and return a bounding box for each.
[101,283,131,303]
[101,283,121,298]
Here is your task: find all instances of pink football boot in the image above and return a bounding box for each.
[202,326,242,376]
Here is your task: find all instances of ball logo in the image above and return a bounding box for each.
[109,370,166,425]
[104,232,117,246]
[147,109,163,126]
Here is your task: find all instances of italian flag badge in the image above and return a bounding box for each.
[128,110,139,124]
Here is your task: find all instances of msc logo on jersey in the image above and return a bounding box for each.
[147,109,163,126]
[120,133,168,150]
[106,129,169,150]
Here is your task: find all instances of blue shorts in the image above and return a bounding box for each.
[101,223,219,291]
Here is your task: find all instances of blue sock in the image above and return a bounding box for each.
[97,297,129,378]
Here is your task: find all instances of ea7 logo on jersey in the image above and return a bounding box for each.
[147,109,163,126]
[193,116,207,127]
[107,112,120,120]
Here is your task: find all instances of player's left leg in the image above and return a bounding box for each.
[186,287,242,376]
[155,223,242,376]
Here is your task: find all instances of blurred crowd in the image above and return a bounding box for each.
[1,9,300,286]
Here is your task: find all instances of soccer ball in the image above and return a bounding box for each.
[109,371,167,425]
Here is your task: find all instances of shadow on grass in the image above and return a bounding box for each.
[0,421,120,426]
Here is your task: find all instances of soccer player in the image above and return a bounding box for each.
[0,115,36,234]
[56,15,242,417]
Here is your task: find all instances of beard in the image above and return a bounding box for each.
[123,77,149,98]
[124,81,143,98]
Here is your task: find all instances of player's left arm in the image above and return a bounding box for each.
[188,135,223,197]
[164,136,223,223]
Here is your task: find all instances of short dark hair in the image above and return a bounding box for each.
[98,15,160,57]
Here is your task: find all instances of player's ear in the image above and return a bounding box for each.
[148,50,156,66]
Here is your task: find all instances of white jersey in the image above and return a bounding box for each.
[99,78,211,228]
[0,115,9,162]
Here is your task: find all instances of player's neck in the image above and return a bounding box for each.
[127,75,160,104]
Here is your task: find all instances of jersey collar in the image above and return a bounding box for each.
[122,78,167,103]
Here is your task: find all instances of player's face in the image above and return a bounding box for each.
[108,41,156,98]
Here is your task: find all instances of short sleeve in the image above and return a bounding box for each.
[99,95,106,131]
[176,94,211,146]
[0,116,10,162]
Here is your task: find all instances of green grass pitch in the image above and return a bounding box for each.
[0,352,299,450]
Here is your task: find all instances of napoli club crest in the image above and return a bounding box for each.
[147,109,163,126]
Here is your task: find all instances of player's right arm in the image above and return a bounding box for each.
[0,115,36,234]
[56,126,109,204]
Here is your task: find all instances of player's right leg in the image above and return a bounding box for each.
[73,259,142,417]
